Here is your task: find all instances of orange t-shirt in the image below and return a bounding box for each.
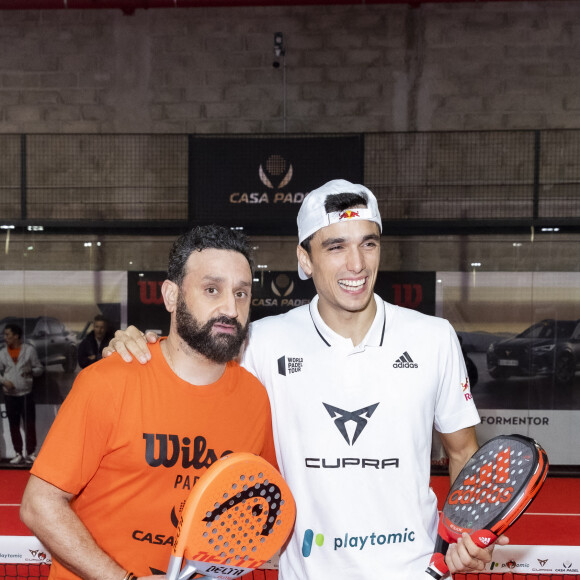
[7,346,20,363]
[31,340,277,579]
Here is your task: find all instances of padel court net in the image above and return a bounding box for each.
[0,536,580,580]
[1,536,579,579]
[1,565,579,580]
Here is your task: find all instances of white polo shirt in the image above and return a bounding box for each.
[242,294,480,580]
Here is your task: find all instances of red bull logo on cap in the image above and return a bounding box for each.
[339,210,360,220]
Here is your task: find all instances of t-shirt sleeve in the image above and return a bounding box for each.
[31,366,119,494]
[259,397,279,472]
[433,321,480,434]
[237,346,279,472]
[240,337,260,383]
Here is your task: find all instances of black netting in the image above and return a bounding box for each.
[25,134,188,222]
[1,131,580,230]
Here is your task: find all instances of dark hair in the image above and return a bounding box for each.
[94,314,107,324]
[300,191,369,253]
[167,225,254,286]
[4,323,22,339]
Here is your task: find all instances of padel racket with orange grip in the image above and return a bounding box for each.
[166,452,296,580]
[426,434,548,579]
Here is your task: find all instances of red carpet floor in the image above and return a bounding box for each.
[2,470,579,579]
[429,474,580,546]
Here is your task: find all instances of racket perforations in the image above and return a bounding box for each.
[193,466,290,566]
[428,436,548,580]
[452,446,515,520]
[443,437,544,535]
[169,454,295,580]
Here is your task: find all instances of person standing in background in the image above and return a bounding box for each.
[77,314,114,369]
[0,323,44,465]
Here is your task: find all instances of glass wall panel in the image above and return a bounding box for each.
[1,230,579,466]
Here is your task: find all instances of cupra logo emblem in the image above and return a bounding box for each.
[323,402,379,446]
[259,154,293,189]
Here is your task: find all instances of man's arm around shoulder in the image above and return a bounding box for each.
[21,475,163,580]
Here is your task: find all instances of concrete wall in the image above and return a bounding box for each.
[2,1,580,337]
[0,2,579,133]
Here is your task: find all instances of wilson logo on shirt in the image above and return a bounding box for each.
[143,433,232,469]
[392,351,418,369]
[277,355,303,376]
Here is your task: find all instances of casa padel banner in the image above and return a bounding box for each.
[126,270,435,335]
[252,271,435,320]
[189,135,364,235]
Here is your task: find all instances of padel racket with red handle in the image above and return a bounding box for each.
[166,452,296,580]
[426,433,548,579]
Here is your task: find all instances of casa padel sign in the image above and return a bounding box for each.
[189,135,364,235]
[251,271,435,320]
[126,270,435,335]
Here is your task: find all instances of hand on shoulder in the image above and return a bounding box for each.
[101,326,158,364]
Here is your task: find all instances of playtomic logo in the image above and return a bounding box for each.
[303,527,417,558]
[302,529,325,557]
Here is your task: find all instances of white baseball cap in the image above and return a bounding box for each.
[297,179,382,280]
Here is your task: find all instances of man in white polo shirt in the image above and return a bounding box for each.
[105,179,506,579]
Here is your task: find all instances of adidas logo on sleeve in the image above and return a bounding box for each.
[393,351,418,369]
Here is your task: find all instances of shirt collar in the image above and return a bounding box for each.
[309,294,386,349]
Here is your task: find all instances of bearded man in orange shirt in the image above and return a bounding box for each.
[20,225,276,580]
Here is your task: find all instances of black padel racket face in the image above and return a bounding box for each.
[166,452,296,580]
[426,434,549,579]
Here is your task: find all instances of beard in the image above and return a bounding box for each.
[175,293,249,364]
